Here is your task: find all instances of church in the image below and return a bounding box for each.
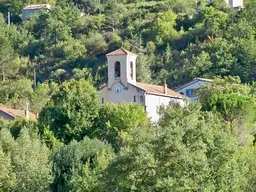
[99,48,185,122]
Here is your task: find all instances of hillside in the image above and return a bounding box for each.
[2,1,256,191]
[0,0,254,110]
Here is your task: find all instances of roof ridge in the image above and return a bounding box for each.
[175,78,213,91]
[0,106,37,120]
[106,48,137,56]
[135,82,183,98]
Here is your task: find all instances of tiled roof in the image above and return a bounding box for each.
[106,48,137,56]
[136,82,183,98]
[0,106,37,120]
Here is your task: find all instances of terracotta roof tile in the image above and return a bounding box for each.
[136,82,183,98]
[106,48,137,56]
[0,106,37,120]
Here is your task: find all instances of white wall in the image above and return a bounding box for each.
[176,80,211,103]
[208,0,243,8]
[144,94,184,122]
[232,0,243,7]
[100,83,185,123]
[106,54,137,88]
[100,83,145,105]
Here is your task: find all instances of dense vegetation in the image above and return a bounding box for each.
[1,0,256,191]
[0,0,255,109]
[1,77,256,191]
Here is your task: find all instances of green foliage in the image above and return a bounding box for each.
[152,10,178,43]
[54,39,87,61]
[92,102,149,150]
[7,119,38,139]
[51,137,114,192]
[0,0,254,90]
[199,76,256,145]
[1,1,256,191]
[30,83,53,113]
[39,79,99,143]
[0,128,52,191]
[0,35,20,82]
[102,104,249,191]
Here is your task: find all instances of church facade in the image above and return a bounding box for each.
[99,48,184,122]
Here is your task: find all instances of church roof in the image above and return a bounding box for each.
[136,82,183,98]
[106,48,137,56]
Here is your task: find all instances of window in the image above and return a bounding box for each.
[134,95,136,102]
[140,96,144,103]
[115,61,120,79]
[130,61,134,80]
[115,87,122,93]
[102,98,104,104]
[186,89,197,97]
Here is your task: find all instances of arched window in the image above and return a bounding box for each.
[115,61,120,79]
[130,61,134,80]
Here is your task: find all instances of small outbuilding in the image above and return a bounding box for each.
[22,4,51,22]
[0,105,37,121]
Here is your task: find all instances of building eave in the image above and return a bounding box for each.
[145,92,183,99]
[106,48,137,56]
[129,83,183,99]
[0,109,15,119]
[175,78,213,91]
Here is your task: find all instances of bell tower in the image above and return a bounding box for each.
[106,48,137,88]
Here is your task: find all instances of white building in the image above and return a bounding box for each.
[175,78,213,103]
[22,4,51,22]
[208,0,243,9]
[99,48,184,122]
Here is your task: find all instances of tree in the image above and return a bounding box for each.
[198,76,256,145]
[54,39,87,61]
[0,35,20,82]
[72,68,93,82]
[92,102,149,151]
[51,137,114,192]
[166,0,196,14]
[0,78,34,108]
[152,10,178,42]
[0,144,15,192]
[102,104,249,191]
[30,83,52,113]
[39,79,100,143]
[0,128,52,191]
[202,6,229,38]
[72,0,102,14]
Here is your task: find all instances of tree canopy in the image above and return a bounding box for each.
[1,0,256,191]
